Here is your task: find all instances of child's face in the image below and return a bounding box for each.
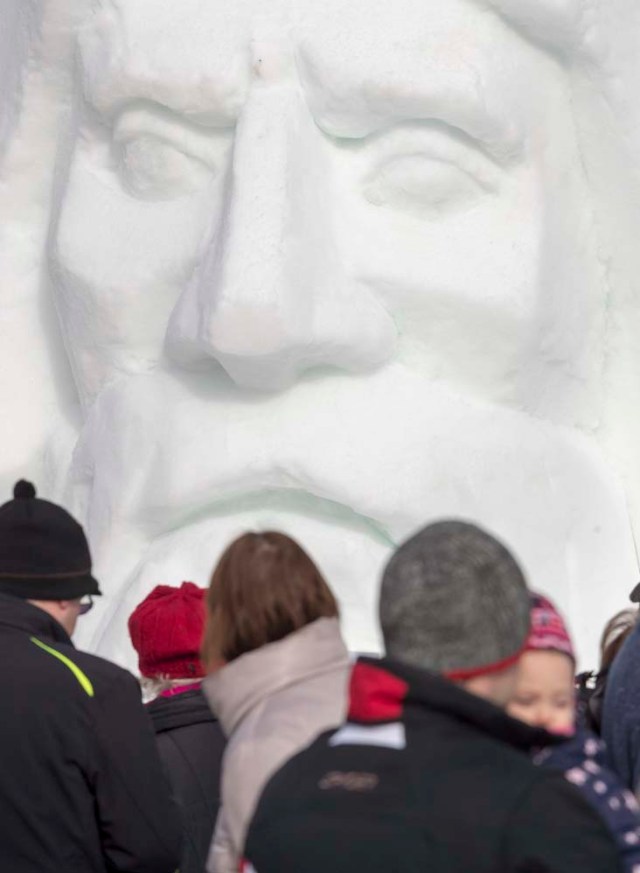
[508,650,576,735]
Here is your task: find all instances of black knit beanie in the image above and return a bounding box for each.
[0,480,101,600]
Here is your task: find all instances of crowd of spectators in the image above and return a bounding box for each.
[1,479,640,872]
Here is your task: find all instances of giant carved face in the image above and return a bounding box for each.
[6,0,639,664]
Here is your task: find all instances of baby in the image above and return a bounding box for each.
[509,594,640,873]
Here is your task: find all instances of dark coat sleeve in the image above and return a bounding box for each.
[89,671,182,873]
[603,625,640,792]
[504,772,622,873]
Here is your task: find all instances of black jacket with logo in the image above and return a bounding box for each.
[0,594,181,873]
[245,656,621,873]
[147,688,225,873]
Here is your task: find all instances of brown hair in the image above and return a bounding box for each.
[202,531,339,667]
[600,608,638,671]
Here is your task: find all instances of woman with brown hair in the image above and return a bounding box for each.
[201,531,350,873]
[600,608,639,671]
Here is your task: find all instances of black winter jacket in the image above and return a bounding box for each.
[0,595,181,873]
[245,656,621,873]
[147,688,225,873]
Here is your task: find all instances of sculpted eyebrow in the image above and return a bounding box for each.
[312,83,523,163]
[296,50,523,162]
[80,52,241,128]
[87,84,237,128]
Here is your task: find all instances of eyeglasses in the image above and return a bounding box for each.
[78,596,94,616]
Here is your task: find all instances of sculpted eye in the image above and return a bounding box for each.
[117,135,216,201]
[112,107,231,201]
[363,153,489,216]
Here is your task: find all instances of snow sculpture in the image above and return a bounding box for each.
[3,0,640,666]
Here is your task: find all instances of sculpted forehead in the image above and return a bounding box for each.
[81,0,568,138]
[80,0,256,122]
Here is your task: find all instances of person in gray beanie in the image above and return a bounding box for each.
[243,520,620,873]
[379,520,531,703]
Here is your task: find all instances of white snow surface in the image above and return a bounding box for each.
[2,0,640,669]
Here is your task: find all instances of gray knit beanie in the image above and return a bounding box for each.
[380,520,530,677]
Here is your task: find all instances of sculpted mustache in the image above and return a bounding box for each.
[67,412,394,547]
[63,362,492,547]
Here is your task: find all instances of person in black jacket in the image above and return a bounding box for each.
[0,480,181,873]
[129,582,226,873]
[603,617,640,794]
[244,520,621,873]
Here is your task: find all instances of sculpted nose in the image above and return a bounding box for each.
[166,79,395,390]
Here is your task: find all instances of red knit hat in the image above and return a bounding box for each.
[128,582,207,679]
[527,593,575,663]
